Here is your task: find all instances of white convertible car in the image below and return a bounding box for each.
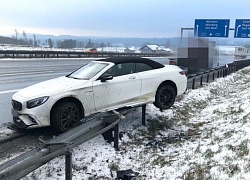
[11,57,187,133]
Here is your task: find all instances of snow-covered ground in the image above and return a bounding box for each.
[0,44,248,179]
[1,44,245,56]
[7,65,247,179]
[0,44,147,53]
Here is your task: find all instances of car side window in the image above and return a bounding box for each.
[106,63,135,77]
[136,63,153,73]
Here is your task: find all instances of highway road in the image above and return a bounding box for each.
[0,57,170,125]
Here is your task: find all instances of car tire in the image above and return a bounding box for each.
[154,84,176,110]
[51,101,81,133]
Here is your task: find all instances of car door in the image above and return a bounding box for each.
[92,63,141,111]
[135,62,161,102]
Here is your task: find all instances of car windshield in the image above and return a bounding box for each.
[67,62,108,80]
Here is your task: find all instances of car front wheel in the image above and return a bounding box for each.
[154,84,176,110]
[51,102,81,133]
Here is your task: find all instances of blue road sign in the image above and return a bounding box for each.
[194,19,230,37]
[234,19,250,38]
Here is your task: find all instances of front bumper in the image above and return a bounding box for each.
[13,116,28,129]
[11,109,39,129]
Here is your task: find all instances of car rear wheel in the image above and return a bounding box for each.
[51,102,81,133]
[154,84,176,110]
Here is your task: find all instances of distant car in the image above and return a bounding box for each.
[84,48,98,53]
[11,57,187,133]
[169,60,177,65]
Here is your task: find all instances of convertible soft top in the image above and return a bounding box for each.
[97,57,164,69]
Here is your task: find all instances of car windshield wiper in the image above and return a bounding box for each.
[66,76,89,80]
[66,75,80,80]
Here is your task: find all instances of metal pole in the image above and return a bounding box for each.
[65,152,72,180]
[142,104,146,126]
[114,124,119,151]
[192,78,195,89]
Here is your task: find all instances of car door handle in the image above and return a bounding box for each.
[129,76,136,80]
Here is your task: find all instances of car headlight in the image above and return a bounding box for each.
[27,96,49,109]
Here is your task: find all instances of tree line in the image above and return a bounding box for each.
[0,29,114,49]
[0,28,171,49]
[56,39,112,49]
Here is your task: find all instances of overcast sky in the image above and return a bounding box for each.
[1,0,250,38]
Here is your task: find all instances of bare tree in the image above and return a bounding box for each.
[56,40,62,47]
[28,38,33,45]
[99,42,106,48]
[48,38,53,48]
[86,39,93,48]
[33,34,37,46]
[22,30,28,43]
[14,28,19,40]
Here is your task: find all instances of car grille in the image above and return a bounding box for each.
[12,100,22,111]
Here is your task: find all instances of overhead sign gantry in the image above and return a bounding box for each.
[194,19,230,37]
[234,19,250,38]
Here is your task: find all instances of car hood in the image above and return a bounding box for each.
[16,76,89,98]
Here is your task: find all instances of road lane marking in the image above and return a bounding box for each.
[0,70,54,77]
[0,89,20,95]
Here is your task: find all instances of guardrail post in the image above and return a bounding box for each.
[192,78,195,89]
[200,75,203,86]
[212,72,215,81]
[226,68,228,76]
[217,70,220,78]
[142,104,146,126]
[114,124,119,151]
[65,152,72,180]
[206,74,209,83]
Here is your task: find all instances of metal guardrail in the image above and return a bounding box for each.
[0,50,168,58]
[186,59,250,89]
[0,111,122,180]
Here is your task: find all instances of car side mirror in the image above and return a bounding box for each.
[100,74,113,82]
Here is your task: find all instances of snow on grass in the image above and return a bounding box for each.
[20,66,250,179]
